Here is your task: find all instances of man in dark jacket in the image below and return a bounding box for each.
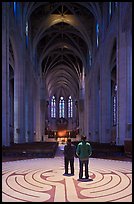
[76,135,92,179]
[63,138,76,175]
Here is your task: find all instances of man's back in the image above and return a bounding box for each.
[76,135,92,179]
[76,140,92,160]
[64,143,76,159]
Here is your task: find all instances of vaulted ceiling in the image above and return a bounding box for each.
[24,2,102,99]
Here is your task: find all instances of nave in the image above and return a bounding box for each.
[2,144,132,202]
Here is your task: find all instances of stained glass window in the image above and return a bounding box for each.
[51,96,56,118]
[26,21,28,47]
[68,96,73,118]
[109,2,117,23]
[59,96,65,118]
[96,22,99,47]
[109,2,112,17]
[13,2,17,15]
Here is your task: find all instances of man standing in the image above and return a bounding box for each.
[76,135,92,179]
[63,138,76,175]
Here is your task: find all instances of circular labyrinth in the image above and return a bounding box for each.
[2,166,132,202]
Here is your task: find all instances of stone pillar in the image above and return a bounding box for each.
[14,36,25,143]
[92,72,100,142]
[25,66,39,142]
[2,3,10,146]
[28,68,34,142]
[116,28,132,145]
[14,62,20,143]
[100,60,111,143]
[115,3,132,146]
[35,79,41,141]
[25,74,29,142]
[33,80,37,141]
[116,32,127,145]
[19,47,26,143]
[126,30,132,139]
[79,72,85,135]
[40,77,46,141]
[84,74,90,140]
[40,99,46,141]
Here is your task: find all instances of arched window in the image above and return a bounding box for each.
[109,2,112,18]
[51,96,56,118]
[26,21,28,47]
[89,54,92,66]
[59,96,65,118]
[96,22,99,47]
[68,96,73,118]
[109,2,117,23]
[13,2,17,16]
[89,50,92,66]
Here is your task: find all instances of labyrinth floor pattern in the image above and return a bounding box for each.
[2,146,132,202]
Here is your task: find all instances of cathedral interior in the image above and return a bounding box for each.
[2,2,132,202]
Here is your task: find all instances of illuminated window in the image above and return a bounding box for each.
[59,96,65,118]
[51,96,56,118]
[96,22,99,47]
[109,2,112,17]
[109,2,117,23]
[68,96,73,118]
[26,21,28,47]
[89,54,92,66]
[13,2,17,16]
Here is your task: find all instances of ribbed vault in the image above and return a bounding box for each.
[23,2,102,99]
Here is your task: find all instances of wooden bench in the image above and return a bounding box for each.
[2,142,58,158]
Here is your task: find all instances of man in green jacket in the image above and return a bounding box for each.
[76,135,92,179]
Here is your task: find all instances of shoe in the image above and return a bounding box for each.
[85,177,89,179]
[63,173,68,176]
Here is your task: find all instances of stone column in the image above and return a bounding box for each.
[25,64,39,142]
[116,29,132,144]
[40,77,46,141]
[2,3,10,146]
[126,30,132,139]
[28,68,34,142]
[84,74,90,140]
[19,45,26,143]
[33,80,37,141]
[92,71,100,142]
[79,72,85,135]
[14,36,25,143]
[25,74,29,142]
[100,58,111,143]
[35,79,41,141]
[116,5,131,145]
[116,31,127,145]
[88,72,94,142]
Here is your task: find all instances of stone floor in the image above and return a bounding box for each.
[2,144,132,202]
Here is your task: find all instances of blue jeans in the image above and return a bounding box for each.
[79,159,89,178]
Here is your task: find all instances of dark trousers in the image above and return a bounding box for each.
[64,157,74,174]
[79,159,89,178]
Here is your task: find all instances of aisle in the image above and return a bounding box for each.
[55,143,65,157]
